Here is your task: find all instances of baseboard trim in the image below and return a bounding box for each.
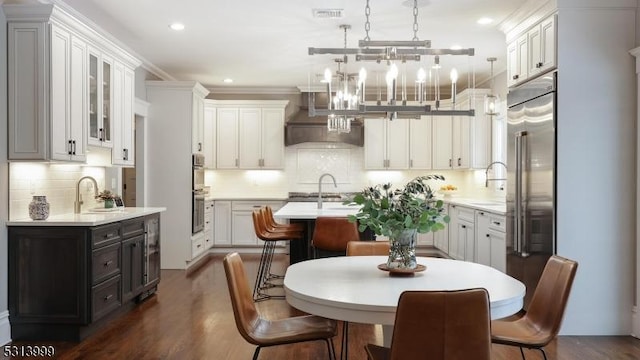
[0,310,11,345]
[632,306,639,338]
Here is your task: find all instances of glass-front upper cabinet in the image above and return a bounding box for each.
[88,49,112,147]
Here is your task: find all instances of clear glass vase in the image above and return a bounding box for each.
[28,195,50,220]
[387,229,417,269]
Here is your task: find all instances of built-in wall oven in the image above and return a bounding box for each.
[192,154,205,234]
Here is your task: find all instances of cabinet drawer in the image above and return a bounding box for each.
[92,275,122,322]
[192,234,205,258]
[456,206,475,222]
[231,201,284,212]
[121,217,145,238]
[92,242,121,285]
[92,223,121,248]
[488,214,506,232]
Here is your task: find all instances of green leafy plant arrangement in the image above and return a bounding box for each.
[343,175,450,240]
[95,190,116,202]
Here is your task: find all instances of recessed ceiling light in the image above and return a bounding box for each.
[477,17,494,25]
[223,78,233,83]
[450,45,462,50]
[169,23,185,31]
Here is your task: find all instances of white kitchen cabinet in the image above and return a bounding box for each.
[409,116,432,169]
[191,232,205,259]
[507,33,528,87]
[434,204,449,253]
[507,14,556,87]
[192,96,205,154]
[432,90,491,170]
[112,63,135,166]
[230,201,285,247]
[448,205,475,261]
[216,108,240,169]
[364,118,409,169]
[213,201,232,246]
[204,200,214,250]
[528,15,557,78]
[215,101,288,169]
[6,4,140,163]
[88,49,114,148]
[475,210,506,272]
[203,102,216,168]
[416,232,434,247]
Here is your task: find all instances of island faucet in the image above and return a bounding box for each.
[74,176,99,213]
[485,161,507,188]
[317,173,337,209]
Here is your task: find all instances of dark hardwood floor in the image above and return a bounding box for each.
[4,253,640,359]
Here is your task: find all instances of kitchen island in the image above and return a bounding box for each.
[7,207,166,341]
[274,202,366,263]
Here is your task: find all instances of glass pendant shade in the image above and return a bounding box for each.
[484,93,500,116]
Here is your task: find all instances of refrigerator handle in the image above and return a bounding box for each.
[515,131,529,257]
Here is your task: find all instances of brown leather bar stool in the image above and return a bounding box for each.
[251,209,302,301]
[265,206,304,232]
[311,217,360,258]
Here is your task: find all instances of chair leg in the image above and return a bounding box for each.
[519,347,526,360]
[252,346,261,360]
[340,321,349,360]
[253,241,270,301]
[538,348,548,360]
[325,338,336,360]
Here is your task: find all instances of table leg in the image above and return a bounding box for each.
[382,325,393,347]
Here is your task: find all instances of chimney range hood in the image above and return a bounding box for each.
[285,93,364,146]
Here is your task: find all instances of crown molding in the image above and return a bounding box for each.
[204,99,290,108]
[146,81,210,98]
[207,86,300,95]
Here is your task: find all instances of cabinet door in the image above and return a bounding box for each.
[50,25,71,161]
[475,212,491,267]
[214,201,232,245]
[69,36,87,162]
[203,104,216,168]
[539,15,556,73]
[121,67,135,165]
[432,116,453,169]
[409,116,432,169]
[516,34,528,84]
[489,229,506,272]
[111,62,124,163]
[447,206,459,258]
[261,108,285,169]
[527,24,542,76]
[231,211,259,246]
[216,108,239,169]
[386,118,410,169]
[416,232,434,246]
[238,108,262,169]
[452,114,469,169]
[461,220,475,262]
[364,118,386,169]
[101,56,113,147]
[506,40,519,87]
[192,96,204,153]
[88,50,100,145]
[122,235,145,302]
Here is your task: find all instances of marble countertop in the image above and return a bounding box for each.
[441,197,506,215]
[7,207,167,226]
[274,201,360,219]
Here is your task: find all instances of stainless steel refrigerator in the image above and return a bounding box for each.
[506,72,556,309]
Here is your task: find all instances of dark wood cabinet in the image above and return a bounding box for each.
[8,214,161,341]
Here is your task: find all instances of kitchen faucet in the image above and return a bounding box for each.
[485,161,507,188]
[74,176,99,213]
[317,173,337,209]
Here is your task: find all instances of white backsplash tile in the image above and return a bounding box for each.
[9,163,107,220]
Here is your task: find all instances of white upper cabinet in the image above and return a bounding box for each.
[192,96,205,154]
[5,3,140,163]
[203,101,217,169]
[112,64,135,166]
[432,115,453,170]
[214,101,288,170]
[364,118,409,169]
[508,13,557,87]
[409,116,433,169]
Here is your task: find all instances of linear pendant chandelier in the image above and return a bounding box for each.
[308,0,477,122]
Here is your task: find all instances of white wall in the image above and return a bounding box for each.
[556,6,636,334]
[0,6,10,346]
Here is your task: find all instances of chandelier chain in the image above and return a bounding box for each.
[412,0,419,41]
[364,0,371,41]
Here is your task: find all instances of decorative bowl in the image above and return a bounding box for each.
[438,189,458,197]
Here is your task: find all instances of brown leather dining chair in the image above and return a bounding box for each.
[346,240,390,256]
[312,217,360,258]
[365,288,492,360]
[223,252,338,360]
[491,255,578,360]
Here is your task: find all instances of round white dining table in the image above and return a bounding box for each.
[284,256,525,347]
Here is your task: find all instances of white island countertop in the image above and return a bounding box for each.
[7,207,167,226]
[274,202,360,220]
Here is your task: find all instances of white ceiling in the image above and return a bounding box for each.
[40,0,527,91]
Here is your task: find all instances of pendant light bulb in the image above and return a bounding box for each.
[359,68,367,83]
[324,68,332,83]
[417,68,426,82]
[484,57,500,116]
[450,68,458,84]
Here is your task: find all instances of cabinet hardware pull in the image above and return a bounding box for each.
[72,140,76,155]
[235,159,239,167]
[449,159,452,167]
[457,158,461,166]
[99,128,103,141]
[410,159,413,167]
[486,234,490,237]
[493,221,501,225]
[461,225,466,229]
[104,294,113,301]
[537,62,543,68]
[513,74,519,80]
[197,244,201,248]
[68,140,72,155]
[479,212,484,215]
[133,242,138,247]
[104,260,113,267]
[198,142,202,152]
